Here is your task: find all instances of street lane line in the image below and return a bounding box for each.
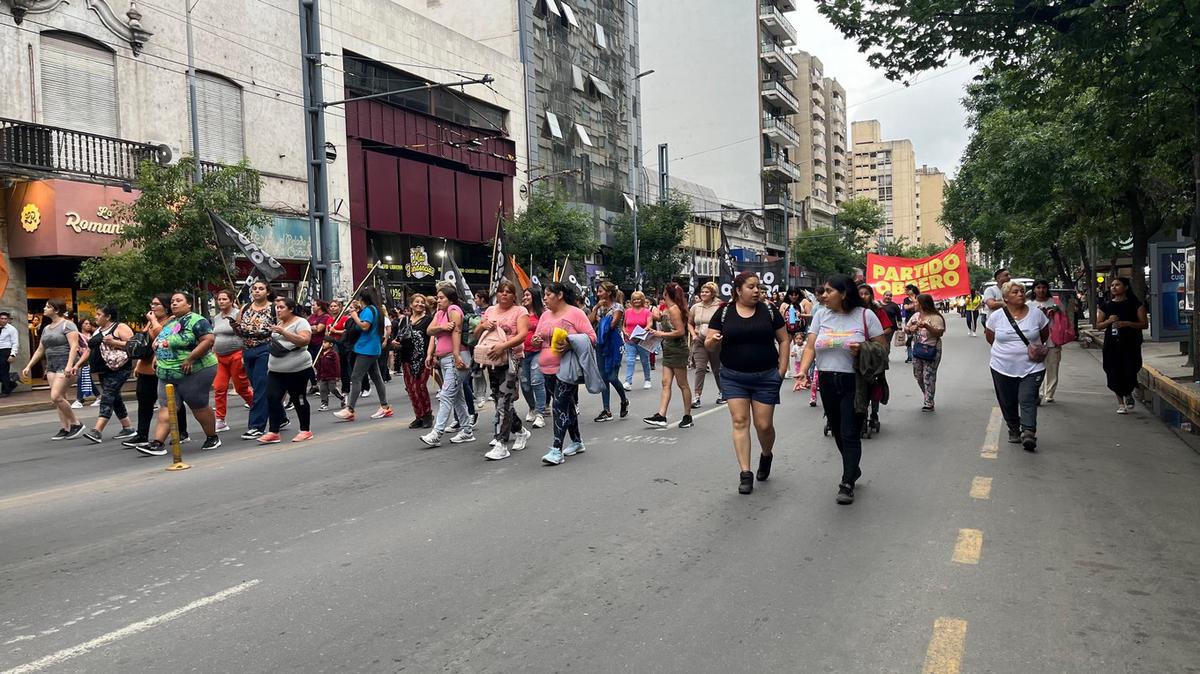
[980,406,1001,459]
[969,476,993,499]
[922,617,968,674]
[0,579,261,674]
[668,404,725,429]
[952,529,983,564]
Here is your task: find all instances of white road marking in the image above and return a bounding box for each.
[668,405,726,429]
[1,580,261,674]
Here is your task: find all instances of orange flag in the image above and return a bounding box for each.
[509,255,532,291]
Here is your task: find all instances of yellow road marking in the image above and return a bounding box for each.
[922,617,968,674]
[980,406,1001,459]
[952,528,983,564]
[969,476,993,499]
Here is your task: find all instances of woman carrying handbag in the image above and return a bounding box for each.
[984,280,1050,452]
[905,293,946,412]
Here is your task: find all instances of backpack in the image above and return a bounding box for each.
[464,313,483,348]
[473,323,508,367]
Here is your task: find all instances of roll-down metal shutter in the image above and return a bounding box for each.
[40,34,119,137]
[192,73,245,165]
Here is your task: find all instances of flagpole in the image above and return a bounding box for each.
[312,260,381,368]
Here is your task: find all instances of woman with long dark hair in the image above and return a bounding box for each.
[533,282,596,465]
[334,287,391,421]
[235,280,275,440]
[259,297,314,443]
[795,274,887,504]
[964,289,982,337]
[420,285,475,446]
[393,293,434,428]
[72,318,96,408]
[905,293,945,411]
[590,280,628,422]
[22,299,84,440]
[79,305,137,444]
[1097,277,1148,414]
[643,282,693,429]
[520,287,548,428]
[121,294,188,447]
[212,289,254,433]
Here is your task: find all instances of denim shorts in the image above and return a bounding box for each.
[719,366,782,405]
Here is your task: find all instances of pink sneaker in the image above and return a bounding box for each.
[291,431,314,443]
[370,406,394,419]
[257,432,282,444]
[333,409,355,422]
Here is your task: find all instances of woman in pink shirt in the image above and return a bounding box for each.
[622,291,653,390]
[474,280,531,460]
[533,282,596,466]
[418,286,474,447]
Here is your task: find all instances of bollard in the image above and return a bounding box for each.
[164,383,191,472]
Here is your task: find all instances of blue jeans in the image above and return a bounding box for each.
[242,343,270,431]
[433,353,473,435]
[600,357,627,410]
[519,354,547,414]
[623,343,651,385]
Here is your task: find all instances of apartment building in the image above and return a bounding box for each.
[850,119,917,244]
[916,165,950,246]
[788,49,849,230]
[640,0,799,260]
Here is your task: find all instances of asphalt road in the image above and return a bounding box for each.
[2,332,1198,673]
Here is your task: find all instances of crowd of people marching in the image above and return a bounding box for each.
[14,265,1149,503]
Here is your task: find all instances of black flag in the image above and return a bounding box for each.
[210,211,284,282]
[488,206,507,298]
[716,225,738,301]
[441,249,477,313]
[560,258,589,305]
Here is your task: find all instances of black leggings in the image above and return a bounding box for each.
[97,368,131,420]
[818,370,862,486]
[269,368,312,432]
[545,373,580,449]
[136,372,187,440]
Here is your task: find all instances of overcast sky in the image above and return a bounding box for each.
[787,3,982,177]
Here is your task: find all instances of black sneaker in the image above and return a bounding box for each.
[136,441,168,457]
[82,429,102,444]
[121,436,147,449]
[643,413,668,428]
[178,433,191,444]
[63,424,86,440]
[470,412,479,427]
[284,401,294,411]
[738,471,754,494]
[1021,430,1037,452]
[836,482,855,505]
[49,428,71,441]
[809,401,817,407]
[113,428,138,441]
[1007,428,1021,444]
[619,399,629,418]
[715,396,726,405]
[201,435,222,451]
[240,428,264,440]
[279,418,291,431]
[691,398,701,409]
[594,410,613,423]
[408,418,424,429]
[756,454,773,481]
[678,415,694,428]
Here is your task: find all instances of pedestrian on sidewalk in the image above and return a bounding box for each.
[124,294,189,447]
[643,282,694,430]
[393,293,432,427]
[688,282,725,408]
[706,272,788,494]
[476,280,531,460]
[964,289,982,336]
[419,286,475,447]
[80,305,136,444]
[260,297,314,443]
[334,287,392,422]
[795,274,886,505]
[1097,277,1148,414]
[519,287,548,429]
[590,281,629,423]
[235,281,276,440]
[71,318,96,409]
[135,292,221,455]
[533,282,596,465]
[984,280,1050,452]
[0,311,18,396]
[22,299,85,440]
[1030,280,1073,403]
[622,291,654,390]
[905,293,945,411]
[212,289,254,433]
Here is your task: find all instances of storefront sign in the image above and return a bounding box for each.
[405,246,436,279]
[866,241,970,301]
[6,180,137,259]
[1150,242,1189,341]
[252,217,338,262]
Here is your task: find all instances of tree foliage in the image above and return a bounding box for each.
[505,189,597,267]
[606,194,690,290]
[76,158,266,321]
[792,227,860,280]
[834,197,886,252]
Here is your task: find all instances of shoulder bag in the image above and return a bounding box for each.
[125,330,154,361]
[99,324,130,369]
[1003,308,1048,363]
[473,323,509,367]
[910,315,939,362]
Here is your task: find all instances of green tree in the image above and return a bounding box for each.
[834,197,886,252]
[505,189,597,267]
[793,227,860,280]
[77,158,266,320]
[605,194,691,290]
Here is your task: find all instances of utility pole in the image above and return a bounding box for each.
[184,0,202,184]
[657,143,668,203]
[299,0,332,300]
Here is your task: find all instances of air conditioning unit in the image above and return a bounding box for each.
[148,141,181,166]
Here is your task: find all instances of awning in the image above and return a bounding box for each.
[595,23,608,49]
[572,64,585,92]
[545,111,563,139]
[575,123,593,147]
[560,2,579,27]
[543,0,562,17]
[589,75,613,98]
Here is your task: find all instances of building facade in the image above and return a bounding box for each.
[639,0,799,261]
[850,119,917,245]
[788,49,848,231]
[916,165,950,247]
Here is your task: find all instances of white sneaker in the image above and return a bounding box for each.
[1117,404,1129,415]
[532,414,545,429]
[90,399,100,407]
[525,410,536,422]
[489,438,500,448]
[484,445,511,461]
[643,381,653,390]
[623,382,632,391]
[215,418,230,433]
[70,400,83,409]
[512,427,532,451]
[419,431,442,447]
[450,429,476,444]
[361,389,371,398]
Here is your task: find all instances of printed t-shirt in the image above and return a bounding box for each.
[483,304,528,358]
[985,308,1049,377]
[431,305,466,356]
[707,302,785,373]
[238,304,274,348]
[268,318,313,372]
[536,305,596,375]
[352,306,382,356]
[809,307,884,374]
[154,312,217,380]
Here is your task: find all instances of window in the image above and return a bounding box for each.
[560,2,580,27]
[595,23,608,49]
[589,75,613,99]
[193,73,244,164]
[40,33,118,136]
[343,55,506,132]
[575,123,593,147]
[537,0,562,18]
[571,65,586,92]
[544,111,563,139]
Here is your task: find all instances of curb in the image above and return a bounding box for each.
[0,400,56,417]
[1138,364,1200,428]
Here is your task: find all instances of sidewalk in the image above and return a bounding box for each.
[0,382,137,417]
[1081,328,1200,431]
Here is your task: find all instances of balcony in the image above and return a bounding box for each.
[811,87,825,108]
[759,42,798,80]
[772,0,797,11]
[758,3,797,46]
[760,79,801,115]
[762,115,801,147]
[762,154,802,183]
[764,190,799,213]
[0,117,259,201]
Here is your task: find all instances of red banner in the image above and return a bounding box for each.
[866,241,971,301]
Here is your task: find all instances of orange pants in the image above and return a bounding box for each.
[214,350,254,420]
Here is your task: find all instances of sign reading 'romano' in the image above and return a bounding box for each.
[64,206,129,236]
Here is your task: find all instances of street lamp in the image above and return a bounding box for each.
[630,69,655,287]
